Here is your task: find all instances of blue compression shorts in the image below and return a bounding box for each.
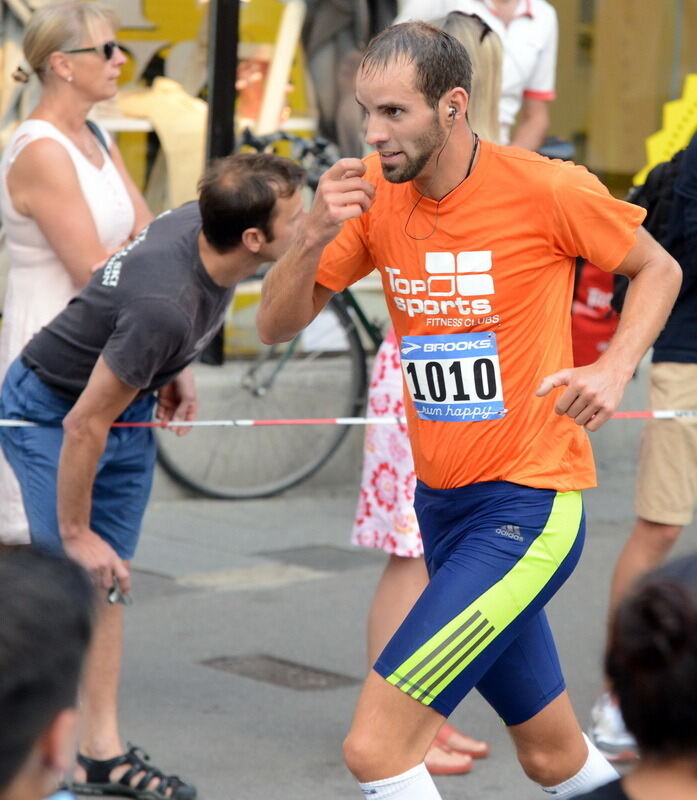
[374,480,585,726]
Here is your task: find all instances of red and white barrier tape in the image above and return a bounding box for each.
[0,410,696,428]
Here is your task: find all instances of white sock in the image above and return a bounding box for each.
[541,734,619,798]
[358,763,442,799]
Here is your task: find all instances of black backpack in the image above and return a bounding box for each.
[611,148,686,312]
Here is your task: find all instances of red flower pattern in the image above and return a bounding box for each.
[371,462,398,511]
[351,331,424,557]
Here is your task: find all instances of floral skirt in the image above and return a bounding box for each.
[351,329,423,557]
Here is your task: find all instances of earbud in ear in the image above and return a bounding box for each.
[449,106,457,118]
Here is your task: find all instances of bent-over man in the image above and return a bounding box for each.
[0,152,306,800]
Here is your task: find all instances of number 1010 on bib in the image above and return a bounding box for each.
[400,332,505,422]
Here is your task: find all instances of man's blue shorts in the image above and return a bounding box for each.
[0,358,156,559]
[374,479,585,726]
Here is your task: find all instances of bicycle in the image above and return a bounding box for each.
[155,131,385,500]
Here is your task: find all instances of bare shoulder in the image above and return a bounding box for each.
[9,136,75,184]
[7,137,81,215]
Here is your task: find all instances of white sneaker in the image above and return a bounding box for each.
[588,692,638,762]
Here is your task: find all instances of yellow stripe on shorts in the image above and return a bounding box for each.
[386,490,583,705]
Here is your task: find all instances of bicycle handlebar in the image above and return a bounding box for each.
[241,127,333,156]
[240,128,339,190]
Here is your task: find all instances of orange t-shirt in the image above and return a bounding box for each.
[316,141,645,491]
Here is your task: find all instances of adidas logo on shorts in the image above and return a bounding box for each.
[495,524,524,542]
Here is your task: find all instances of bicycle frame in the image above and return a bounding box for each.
[155,293,370,499]
[338,289,383,352]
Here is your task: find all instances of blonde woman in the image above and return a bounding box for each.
[351,12,503,777]
[0,1,152,548]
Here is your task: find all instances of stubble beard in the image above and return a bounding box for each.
[381,115,446,184]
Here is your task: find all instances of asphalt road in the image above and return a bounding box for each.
[114,432,697,800]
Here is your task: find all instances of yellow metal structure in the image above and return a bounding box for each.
[634,74,697,185]
[116,0,206,85]
[113,0,312,189]
[115,0,310,120]
[238,0,310,118]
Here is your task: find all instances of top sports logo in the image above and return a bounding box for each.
[385,251,495,319]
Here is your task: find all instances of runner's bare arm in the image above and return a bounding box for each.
[537,227,681,431]
[58,356,139,591]
[257,158,375,343]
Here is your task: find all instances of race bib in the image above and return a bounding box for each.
[400,332,505,422]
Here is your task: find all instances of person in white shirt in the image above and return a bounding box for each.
[395,0,557,149]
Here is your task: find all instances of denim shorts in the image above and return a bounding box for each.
[0,358,156,559]
[374,480,585,725]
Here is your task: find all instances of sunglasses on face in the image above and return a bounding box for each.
[63,40,121,60]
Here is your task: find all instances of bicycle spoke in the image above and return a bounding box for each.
[155,297,368,499]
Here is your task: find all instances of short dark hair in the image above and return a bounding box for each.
[360,22,472,110]
[197,152,306,253]
[0,550,94,792]
[606,554,697,759]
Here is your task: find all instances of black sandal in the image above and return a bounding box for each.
[72,745,196,800]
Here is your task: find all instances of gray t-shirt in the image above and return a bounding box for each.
[22,202,234,400]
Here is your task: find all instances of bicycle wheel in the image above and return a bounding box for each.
[155,296,368,499]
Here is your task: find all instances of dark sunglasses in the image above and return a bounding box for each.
[63,40,120,60]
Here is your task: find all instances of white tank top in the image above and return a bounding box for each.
[0,118,136,545]
[0,118,135,374]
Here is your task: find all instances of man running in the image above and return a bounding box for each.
[257,22,680,800]
[0,152,305,800]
